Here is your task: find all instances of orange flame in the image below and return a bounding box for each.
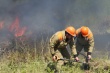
[0,21,4,30]
[15,27,27,37]
[8,16,27,37]
[9,17,19,32]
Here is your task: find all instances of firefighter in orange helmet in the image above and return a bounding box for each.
[75,26,94,60]
[49,26,79,73]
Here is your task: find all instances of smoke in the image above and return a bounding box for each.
[0,0,110,50]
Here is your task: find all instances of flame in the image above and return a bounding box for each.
[0,21,4,30]
[8,16,27,37]
[0,16,28,40]
[9,17,19,32]
[15,27,27,37]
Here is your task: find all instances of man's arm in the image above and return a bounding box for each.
[49,35,59,56]
[88,36,94,54]
[69,38,77,57]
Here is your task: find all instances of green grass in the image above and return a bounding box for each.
[0,38,110,73]
[0,57,47,73]
[0,52,110,73]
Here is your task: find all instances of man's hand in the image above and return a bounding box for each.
[73,54,79,62]
[87,55,92,60]
[52,55,58,62]
[74,57,79,62]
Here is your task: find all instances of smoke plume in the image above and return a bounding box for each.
[0,0,110,51]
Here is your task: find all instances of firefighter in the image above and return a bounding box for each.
[49,26,79,73]
[75,26,94,60]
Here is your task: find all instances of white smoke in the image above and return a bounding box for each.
[0,0,110,50]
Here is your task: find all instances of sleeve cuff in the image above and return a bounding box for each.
[87,52,92,55]
[74,54,77,58]
[51,54,55,56]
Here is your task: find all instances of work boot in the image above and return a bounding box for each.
[83,63,90,70]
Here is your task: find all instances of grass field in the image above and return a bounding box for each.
[0,50,110,73]
[0,38,110,73]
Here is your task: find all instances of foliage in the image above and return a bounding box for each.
[0,51,110,73]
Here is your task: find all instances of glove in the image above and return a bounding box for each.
[87,55,92,60]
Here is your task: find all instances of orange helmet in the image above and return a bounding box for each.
[65,26,76,36]
[80,26,89,37]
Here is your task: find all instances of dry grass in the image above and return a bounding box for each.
[0,38,110,73]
